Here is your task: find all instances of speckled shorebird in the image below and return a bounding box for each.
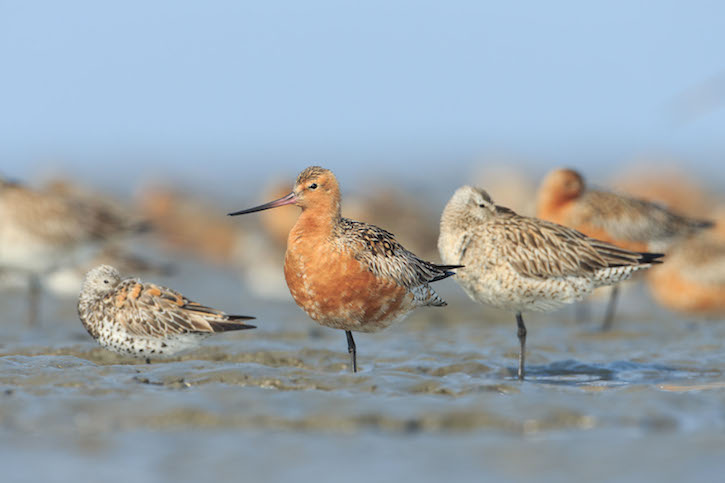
[228,166,460,372]
[439,186,663,380]
[536,168,712,329]
[78,265,255,362]
[0,177,149,325]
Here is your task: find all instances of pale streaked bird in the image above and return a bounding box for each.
[439,186,663,380]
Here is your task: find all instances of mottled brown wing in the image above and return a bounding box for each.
[489,214,653,279]
[3,186,89,244]
[2,183,147,244]
[113,280,253,338]
[338,218,457,290]
[583,191,712,242]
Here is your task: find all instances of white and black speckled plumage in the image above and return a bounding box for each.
[77,265,255,360]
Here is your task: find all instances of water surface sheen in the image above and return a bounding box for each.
[1,266,724,482]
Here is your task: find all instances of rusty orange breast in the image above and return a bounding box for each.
[283,236,411,333]
[537,194,575,227]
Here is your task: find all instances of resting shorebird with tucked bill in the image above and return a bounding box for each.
[536,168,713,330]
[78,265,255,362]
[439,186,663,380]
[228,166,461,372]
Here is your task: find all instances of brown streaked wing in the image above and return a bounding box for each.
[490,215,646,279]
[3,186,88,244]
[582,191,711,242]
[337,218,454,289]
[114,281,248,337]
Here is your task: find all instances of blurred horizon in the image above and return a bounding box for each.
[2,1,725,194]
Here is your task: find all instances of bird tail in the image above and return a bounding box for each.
[430,264,464,282]
[689,219,715,230]
[208,318,257,331]
[637,252,664,265]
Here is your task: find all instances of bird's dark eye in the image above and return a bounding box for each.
[478,204,486,208]
[309,183,318,190]
[103,279,109,284]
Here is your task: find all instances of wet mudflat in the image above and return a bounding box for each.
[1,263,724,482]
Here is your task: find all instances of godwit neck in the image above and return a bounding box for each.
[291,167,342,239]
[536,168,585,220]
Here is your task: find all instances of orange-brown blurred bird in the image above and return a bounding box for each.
[536,168,712,329]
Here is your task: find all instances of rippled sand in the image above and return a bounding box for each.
[1,263,725,482]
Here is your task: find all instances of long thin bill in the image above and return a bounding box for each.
[228,192,297,216]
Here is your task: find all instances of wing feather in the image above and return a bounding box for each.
[489,210,659,279]
[336,218,459,290]
[582,191,712,242]
[112,280,254,337]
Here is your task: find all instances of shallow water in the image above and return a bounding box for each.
[1,262,725,483]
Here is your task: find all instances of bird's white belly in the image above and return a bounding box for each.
[455,268,593,313]
[95,318,209,358]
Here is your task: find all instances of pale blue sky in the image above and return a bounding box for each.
[1,1,724,190]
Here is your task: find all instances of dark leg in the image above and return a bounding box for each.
[601,285,619,331]
[515,312,527,380]
[146,358,151,365]
[28,274,41,327]
[345,330,357,373]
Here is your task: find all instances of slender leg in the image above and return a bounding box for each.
[601,285,619,331]
[515,312,527,380]
[146,358,151,365]
[345,330,357,373]
[28,274,41,327]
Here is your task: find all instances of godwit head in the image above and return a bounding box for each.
[536,168,585,216]
[229,166,341,218]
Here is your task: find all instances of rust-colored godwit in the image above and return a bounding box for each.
[647,234,725,317]
[228,166,460,372]
[78,265,255,362]
[0,177,149,325]
[536,168,712,329]
[439,186,663,380]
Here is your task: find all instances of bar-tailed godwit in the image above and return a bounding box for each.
[439,186,663,380]
[536,168,712,329]
[228,166,460,372]
[78,265,255,362]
